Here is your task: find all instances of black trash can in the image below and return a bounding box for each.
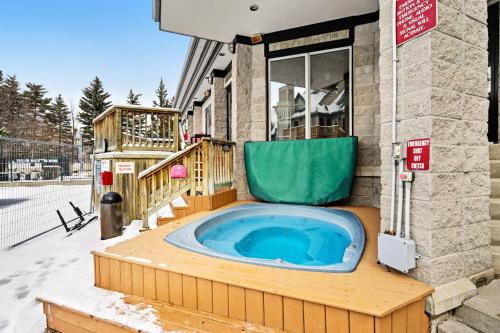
[100,192,123,240]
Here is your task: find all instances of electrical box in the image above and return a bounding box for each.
[378,233,416,273]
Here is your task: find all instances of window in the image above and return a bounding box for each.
[268,47,351,141]
[204,103,212,136]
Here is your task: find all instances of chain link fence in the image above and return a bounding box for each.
[0,137,94,248]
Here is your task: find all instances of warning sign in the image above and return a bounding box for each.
[115,162,135,174]
[396,0,437,46]
[406,138,430,171]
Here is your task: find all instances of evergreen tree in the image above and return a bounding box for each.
[153,78,170,107]
[23,82,52,140]
[46,95,72,144]
[127,89,142,105]
[78,76,111,146]
[0,75,25,136]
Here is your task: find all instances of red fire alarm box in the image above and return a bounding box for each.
[101,171,113,185]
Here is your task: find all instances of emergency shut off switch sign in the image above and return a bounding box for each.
[406,138,430,171]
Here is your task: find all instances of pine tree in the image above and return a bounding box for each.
[23,83,52,140]
[0,75,25,136]
[127,89,142,105]
[46,95,73,144]
[78,76,111,146]
[153,78,170,107]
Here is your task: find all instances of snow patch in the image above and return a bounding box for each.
[0,218,160,333]
[124,256,152,264]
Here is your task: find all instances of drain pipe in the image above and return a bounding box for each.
[389,0,398,233]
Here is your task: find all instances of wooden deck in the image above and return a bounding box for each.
[91,202,433,333]
[40,295,280,333]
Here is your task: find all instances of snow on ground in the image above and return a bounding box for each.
[0,184,91,248]
[0,219,165,333]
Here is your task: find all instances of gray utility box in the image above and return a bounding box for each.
[378,233,416,273]
[100,192,123,240]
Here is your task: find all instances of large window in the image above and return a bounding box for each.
[269,47,351,141]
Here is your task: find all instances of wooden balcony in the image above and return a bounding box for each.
[93,105,180,153]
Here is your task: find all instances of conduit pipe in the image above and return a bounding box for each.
[390,0,398,233]
[396,162,404,238]
[404,181,412,240]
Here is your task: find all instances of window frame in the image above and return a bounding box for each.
[267,45,353,140]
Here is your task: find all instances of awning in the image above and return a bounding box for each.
[155,0,379,43]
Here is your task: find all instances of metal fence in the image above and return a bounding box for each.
[0,137,94,248]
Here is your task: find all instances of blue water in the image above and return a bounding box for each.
[197,215,352,266]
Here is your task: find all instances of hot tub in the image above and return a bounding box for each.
[165,203,365,272]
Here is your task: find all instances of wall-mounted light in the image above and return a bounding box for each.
[206,75,213,85]
[228,43,235,54]
[250,4,259,11]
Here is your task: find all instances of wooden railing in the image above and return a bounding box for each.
[93,105,180,153]
[138,138,235,225]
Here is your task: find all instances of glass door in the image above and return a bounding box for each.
[268,47,352,141]
[310,48,351,139]
[269,55,307,141]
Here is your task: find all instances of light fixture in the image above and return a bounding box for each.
[219,52,225,57]
[250,4,259,11]
[228,43,235,54]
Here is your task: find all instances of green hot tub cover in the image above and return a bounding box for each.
[244,137,357,205]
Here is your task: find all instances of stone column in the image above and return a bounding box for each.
[350,22,381,208]
[192,102,203,135]
[378,0,492,317]
[232,43,253,199]
[211,75,227,140]
[250,44,267,141]
[187,111,194,138]
[231,43,267,199]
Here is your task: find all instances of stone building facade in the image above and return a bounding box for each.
[166,0,495,324]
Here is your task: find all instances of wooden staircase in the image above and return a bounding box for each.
[489,144,500,276]
[156,189,237,226]
[138,138,236,228]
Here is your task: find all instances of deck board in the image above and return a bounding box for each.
[97,202,432,318]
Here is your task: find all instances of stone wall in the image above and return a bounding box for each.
[349,22,382,208]
[192,104,202,135]
[378,0,492,292]
[211,76,227,139]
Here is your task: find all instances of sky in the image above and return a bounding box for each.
[0,0,190,113]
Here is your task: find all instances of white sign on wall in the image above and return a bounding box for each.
[115,162,135,174]
[101,160,111,172]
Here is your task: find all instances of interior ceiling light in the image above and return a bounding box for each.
[250,4,259,11]
[219,52,225,56]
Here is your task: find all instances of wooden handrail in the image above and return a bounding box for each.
[139,138,235,227]
[93,105,181,153]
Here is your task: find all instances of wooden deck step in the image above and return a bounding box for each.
[40,295,281,333]
[157,188,236,226]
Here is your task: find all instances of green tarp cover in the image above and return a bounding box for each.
[244,137,357,205]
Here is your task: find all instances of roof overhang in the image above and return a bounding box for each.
[173,38,232,112]
[155,0,379,43]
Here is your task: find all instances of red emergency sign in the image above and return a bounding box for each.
[406,138,430,171]
[396,0,437,46]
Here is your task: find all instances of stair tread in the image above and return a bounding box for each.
[41,295,280,333]
[462,280,500,319]
[438,321,479,333]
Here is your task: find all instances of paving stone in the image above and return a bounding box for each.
[438,320,479,333]
[456,279,500,333]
